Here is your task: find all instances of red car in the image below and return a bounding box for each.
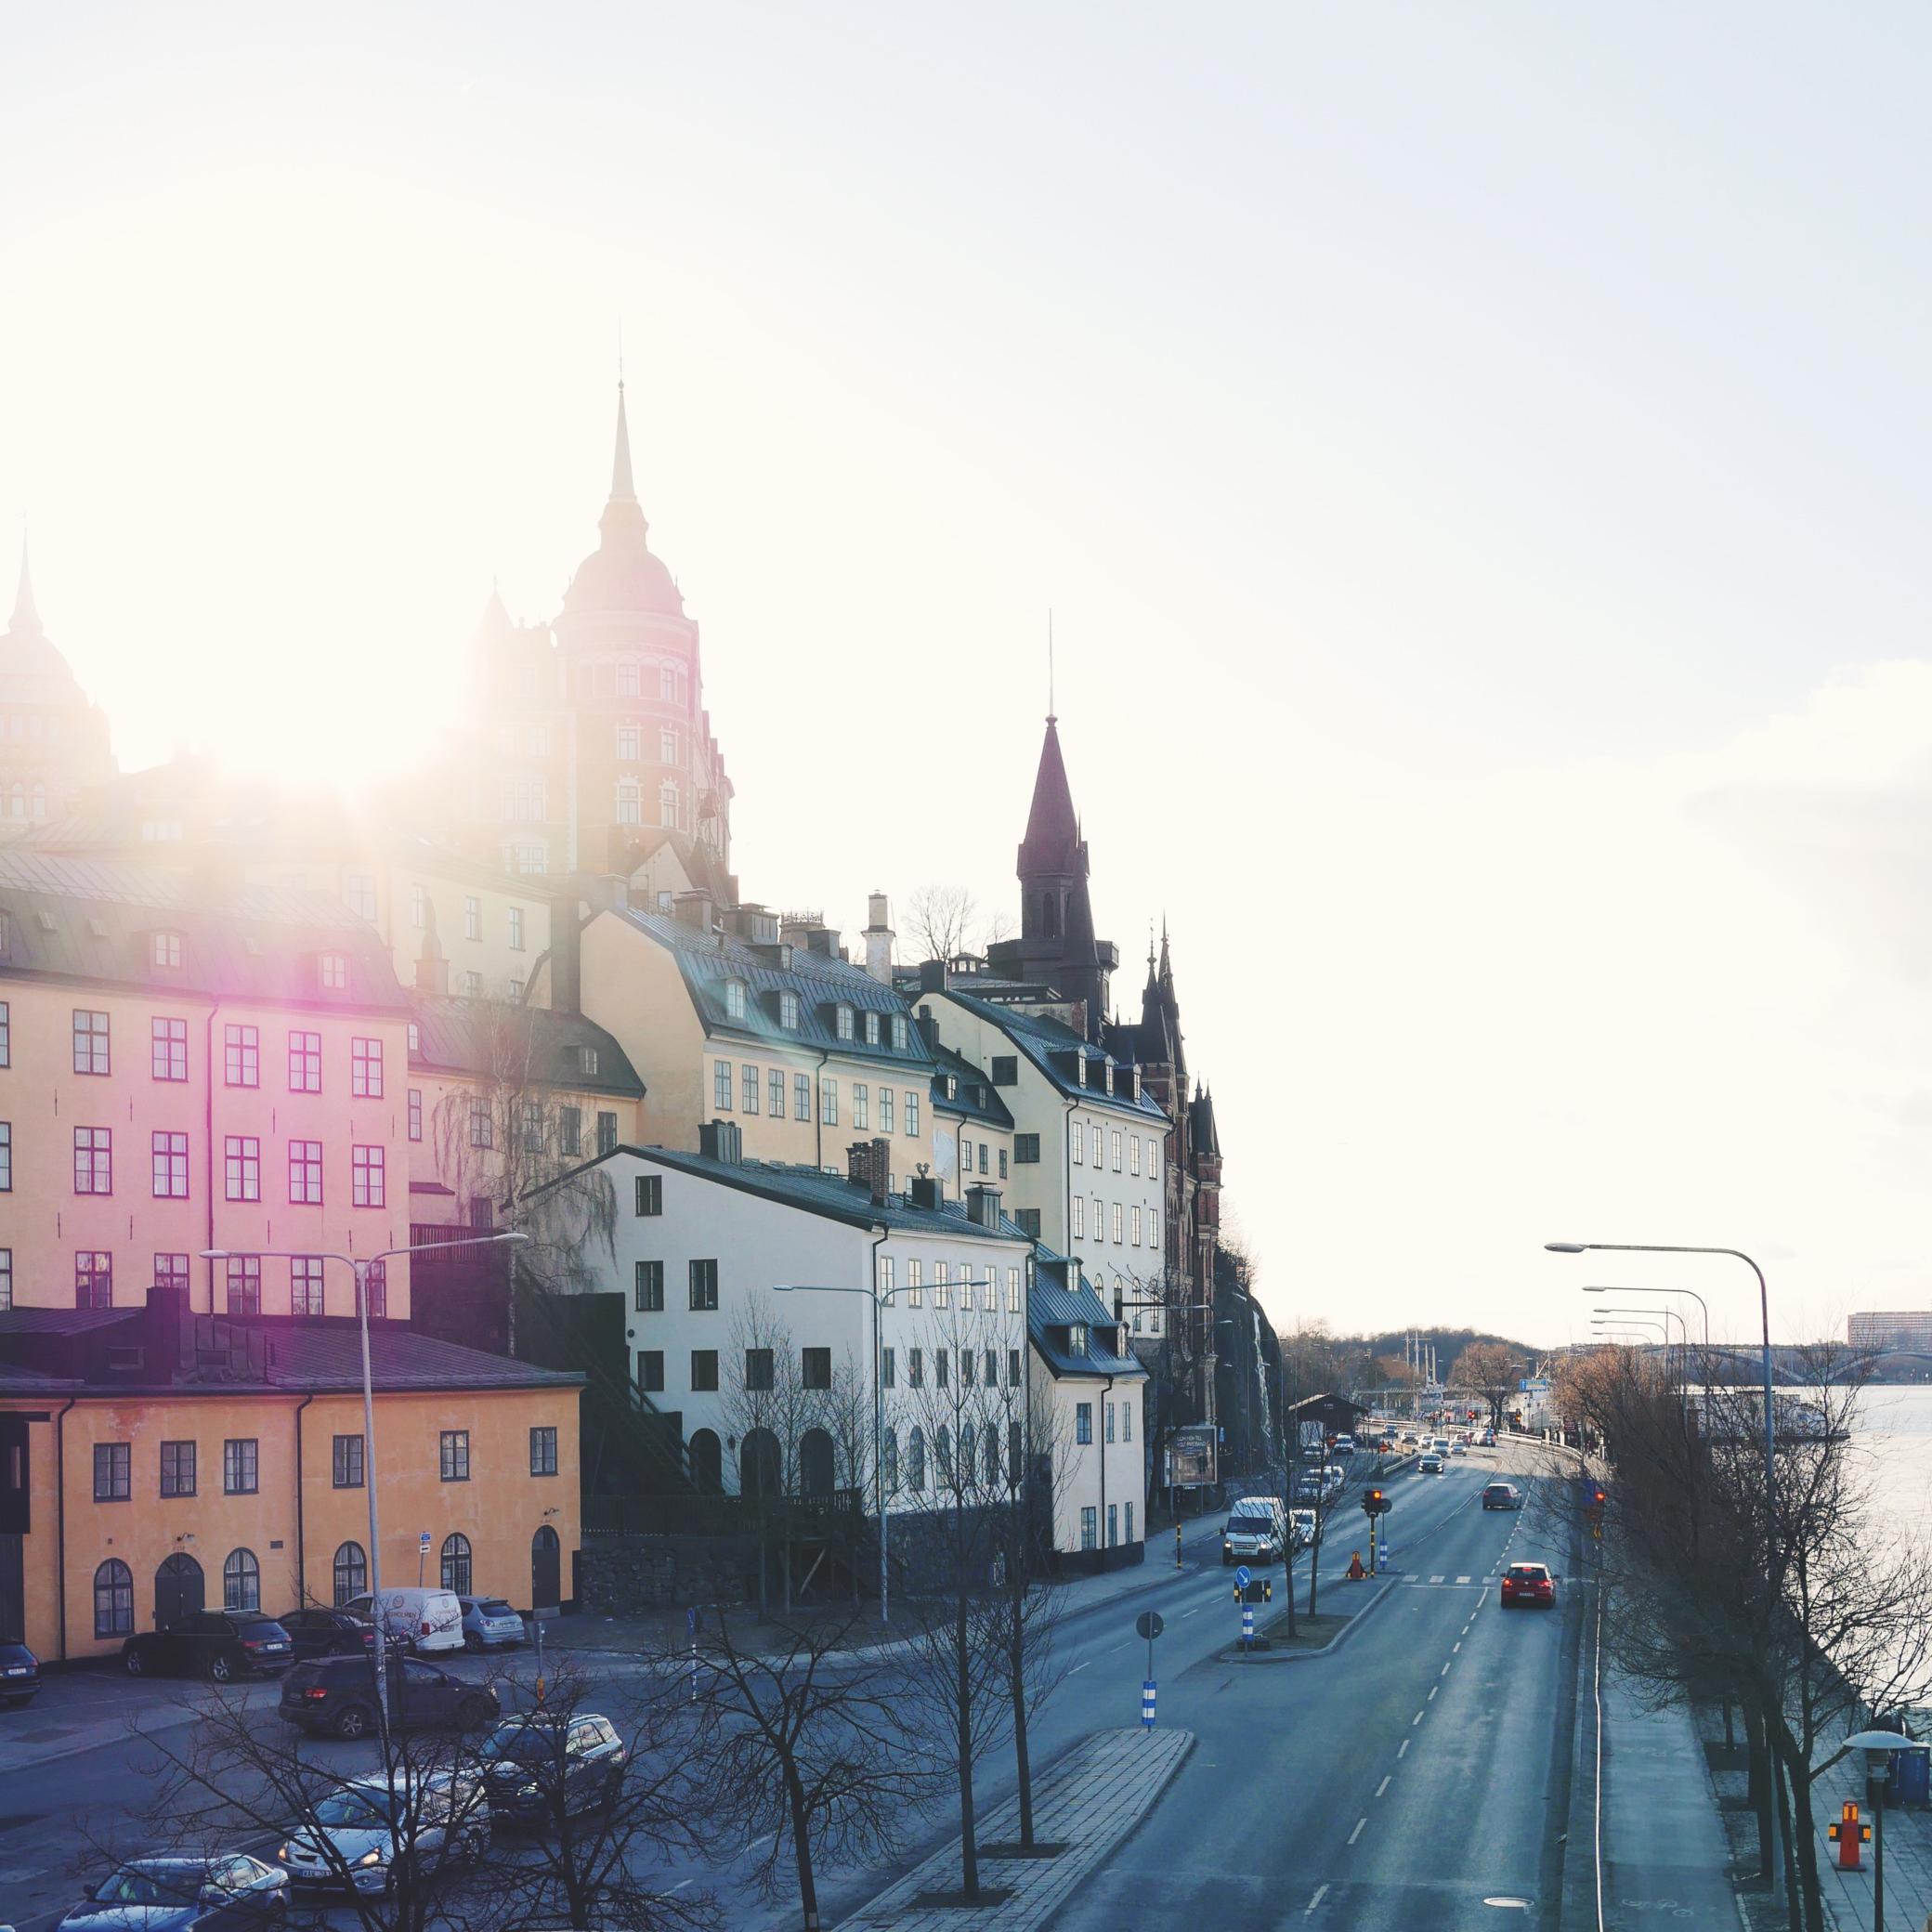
[1500,1562,1556,1608]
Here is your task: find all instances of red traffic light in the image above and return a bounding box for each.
[1593,1488,1607,1506]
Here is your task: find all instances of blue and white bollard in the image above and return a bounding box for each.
[1242,1603,1254,1648]
[1142,1678,1156,1729]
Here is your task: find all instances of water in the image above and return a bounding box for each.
[1856,1384,1932,1551]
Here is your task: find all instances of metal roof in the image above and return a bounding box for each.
[1028,1257,1148,1379]
[406,993,644,1098]
[934,988,1168,1120]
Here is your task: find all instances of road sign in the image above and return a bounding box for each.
[1520,1378,1550,1393]
[419,1531,431,1556]
[1136,1610,1165,1641]
[1234,1564,1252,1591]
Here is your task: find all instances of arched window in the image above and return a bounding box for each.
[799,1428,835,1495]
[881,1427,899,1496]
[333,1542,367,1606]
[94,1559,134,1638]
[986,1425,1000,1489]
[441,1533,473,1594]
[739,1429,781,1501]
[907,1426,926,1493]
[936,1425,952,1484]
[222,1547,260,1612]
[688,1429,723,1494]
[959,1422,975,1491]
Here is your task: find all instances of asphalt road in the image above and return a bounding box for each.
[0,1444,1582,1930]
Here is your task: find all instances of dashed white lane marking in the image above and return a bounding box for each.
[1305,1884,1329,1915]
[1429,1685,1439,1701]
[669,1880,694,1894]
[1398,1738,1410,1757]
[1107,1643,1129,1655]
[1067,1661,1090,1675]
[1413,1710,1425,1725]
[1181,1605,1202,1618]
[1375,1775,1391,1797]
[1440,1662,1452,1676]
[1348,1817,1366,1846]
[1453,1641,1462,1653]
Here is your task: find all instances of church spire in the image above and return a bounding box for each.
[610,381,637,504]
[9,535,40,637]
[1018,715,1081,875]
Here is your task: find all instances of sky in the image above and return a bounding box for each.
[6,4,1932,1349]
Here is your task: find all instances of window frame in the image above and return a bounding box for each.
[222,1437,259,1495]
[439,1429,472,1482]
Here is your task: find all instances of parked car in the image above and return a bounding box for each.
[123,1612,294,1683]
[1500,1561,1557,1608]
[277,1608,377,1663]
[480,1713,628,1826]
[1221,1500,1286,1565]
[1482,1482,1523,1510]
[279,1653,500,1741]
[1416,1454,1444,1475]
[57,1854,288,1929]
[279,1770,489,1896]
[458,1596,526,1651]
[341,1587,465,1655]
[0,1638,41,1706]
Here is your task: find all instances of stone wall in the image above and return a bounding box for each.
[577,1534,754,1613]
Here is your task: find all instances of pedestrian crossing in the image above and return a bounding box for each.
[1403,1574,1484,1587]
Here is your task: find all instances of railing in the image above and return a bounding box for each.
[582,1487,862,1539]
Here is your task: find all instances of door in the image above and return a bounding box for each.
[0,1534,22,1642]
[531,1526,561,1612]
[155,1552,204,1630]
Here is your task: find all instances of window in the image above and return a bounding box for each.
[0,999,7,1066]
[1080,1507,1097,1551]
[907,1426,926,1490]
[881,1347,896,1389]
[634,1260,664,1311]
[226,1255,261,1314]
[75,1251,111,1306]
[743,1348,775,1392]
[779,990,801,1030]
[288,1140,323,1205]
[231,1135,267,1201]
[961,1347,975,1386]
[530,1426,558,1476]
[224,1024,258,1087]
[1076,1403,1093,1445]
[1111,1130,1123,1172]
[660,725,679,764]
[468,1098,493,1149]
[558,1104,581,1156]
[937,1351,949,1391]
[908,1348,924,1388]
[520,1102,545,1152]
[73,1125,111,1194]
[637,1350,664,1391]
[1112,1203,1124,1243]
[597,1111,618,1154]
[818,1077,838,1125]
[361,1260,386,1318]
[882,1426,899,1492]
[410,883,426,930]
[1009,1346,1022,1386]
[223,1547,260,1612]
[742,1064,760,1113]
[1072,1125,1084,1168]
[1123,1402,1132,1441]
[635,1174,662,1216]
[907,1259,923,1306]
[72,1009,110,1075]
[291,1256,326,1317]
[864,1010,881,1046]
[999,1149,1008,1179]
[1105,1401,1116,1443]
[769,1068,786,1116]
[151,1130,189,1199]
[714,1060,733,1109]
[0,1248,10,1311]
[1069,1322,1089,1354]
[1089,1124,1102,1166]
[440,1534,472,1594]
[352,1145,385,1208]
[835,1004,855,1042]
[802,1347,831,1390]
[1071,1195,1085,1240]
[618,661,641,698]
[150,1015,188,1081]
[878,1254,894,1297]
[689,1260,719,1311]
[1129,1135,1142,1176]
[224,1438,258,1495]
[320,952,347,991]
[153,1253,189,1292]
[659,783,679,827]
[464,971,483,997]
[94,1442,130,1500]
[160,1440,196,1497]
[1130,1206,1142,1247]
[333,1541,367,1605]
[617,724,640,761]
[1013,1133,1040,1165]
[880,1086,894,1134]
[690,1350,720,1391]
[617,782,641,825]
[287,1030,321,1093]
[1107,1503,1118,1547]
[440,1430,471,1482]
[464,895,481,941]
[351,1038,383,1097]
[934,1261,950,1309]
[891,1013,909,1051]
[991,1055,1018,1086]
[905,1093,920,1137]
[409,1089,423,1141]
[94,1560,133,1638]
[724,979,747,1021]
[660,664,683,701]
[508,906,525,951]
[793,1072,811,1120]
[333,1434,364,1488]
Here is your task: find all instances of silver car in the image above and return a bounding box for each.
[459,1596,526,1651]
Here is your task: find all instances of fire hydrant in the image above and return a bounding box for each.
[1827,1798,1871,1870]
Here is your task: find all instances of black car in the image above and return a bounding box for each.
[123,1612,294,1683]
[279,1652,499,1740]
[276,1607,377,1662]
[0,1637,41,1705]
[481,1713,627,1826]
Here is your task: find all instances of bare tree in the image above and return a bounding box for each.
[905,884,980,962]
[723,1295,793,1620]
[1447,1340,1522,1434]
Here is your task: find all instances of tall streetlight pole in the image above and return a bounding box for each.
[1585,1283,1711,1353]
[1593,1304,1690,1384]
[202,1232,527,1742]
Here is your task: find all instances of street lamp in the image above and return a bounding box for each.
[201,1231,527,1740]
[1584,1283,1711,1352]
[772,1279,907,1625]
[1844,1728,1928,1932]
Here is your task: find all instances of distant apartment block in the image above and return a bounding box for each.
[1847,1312,1932,1351]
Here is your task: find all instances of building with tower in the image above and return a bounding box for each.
[0,544,115,827]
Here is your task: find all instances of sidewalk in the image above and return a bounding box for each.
[837,1726,1194,1931]
[1811,1741,1932,1929]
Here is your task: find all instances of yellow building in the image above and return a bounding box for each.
[0,1289,581,1659]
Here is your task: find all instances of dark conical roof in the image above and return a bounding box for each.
[562,384,684,620]
[1018,717,1081,874]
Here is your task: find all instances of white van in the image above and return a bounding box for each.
[1221,1497,1287,1565]
[344,1587,466,1656]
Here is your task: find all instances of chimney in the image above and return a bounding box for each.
[916,1008,941,1051]
[673,889,714,933]
[413,898,450,997]
[862,893,894,985]
[845,1138,892,1207]
[908,1174,942,1211]
[698,1119,742,1165]
[549,893,581,1015]
[918,959,946,995]
[965,1183,1002,1231]
[145,1281,188,1377]
[805,926,841,959]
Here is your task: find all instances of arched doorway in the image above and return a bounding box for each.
[154,1552,203,1628]
[531,1525,561,1612]
[333,1542,366,1605]
[739,1428,781,1501]
[687,1429,723,1494]
[441,1534,473,1595]
[799,1429,835,1495]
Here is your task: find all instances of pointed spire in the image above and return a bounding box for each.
[1158,920,1173,985]
[1018,715,1081,872]
[9,534,41,637]
[610,381,637,504]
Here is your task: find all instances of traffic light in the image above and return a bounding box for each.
[1363,1487,1390,1516]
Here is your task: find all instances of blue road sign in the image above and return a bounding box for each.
[1234,1564,1252,1591]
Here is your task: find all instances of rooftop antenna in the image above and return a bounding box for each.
[1047,609,1056,724]
[618,315,625,390]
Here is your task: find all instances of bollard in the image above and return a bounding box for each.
[1142,1679,1156,1729]
[1176,1521,1183,1570]
[1241,1603,1255,1649]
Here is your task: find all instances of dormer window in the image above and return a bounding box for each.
[1076,1055,1087,1088]
[944,1075,958,1100]
[320,953,348,991]
[151,931,183,969]
[864,1011,881,1047]
[724,979,748,1022]
[835,1004,855,1042]
[779,990,801,1030]
[1067,1322,1089,1355]
[576,1045,599,1077]
[407,1022,421,1053]
[891,1013,908,1051]
[1104,1062,1115,1096]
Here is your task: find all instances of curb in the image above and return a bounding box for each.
[1214,1572,1403,1664]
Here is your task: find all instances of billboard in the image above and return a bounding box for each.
[1168,1424,1218,1488]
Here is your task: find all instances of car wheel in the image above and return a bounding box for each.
[335,1702,372,1740]
[208,1651,234,1684]
[458,1692,495,1730]
[124,1646,146,1677]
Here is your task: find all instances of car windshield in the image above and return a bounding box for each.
[484,1724,565,1763]
[1508,1565,1549,1582]
[314,1787,400,1829]
[97,1866,202,1904]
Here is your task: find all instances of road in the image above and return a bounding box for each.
[0,1443,1582,1930]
